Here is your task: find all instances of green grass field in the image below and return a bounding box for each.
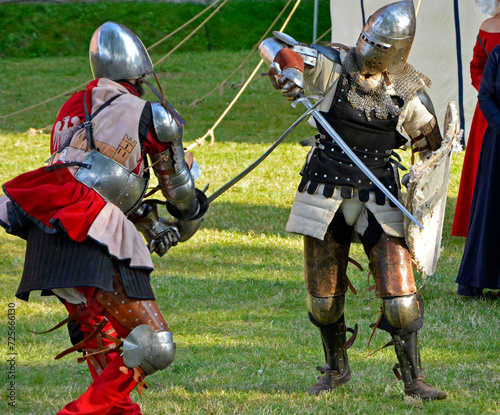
[0,26,499,415]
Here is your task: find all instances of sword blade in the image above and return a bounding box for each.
[295,96,424,230]
[207,98,324,203]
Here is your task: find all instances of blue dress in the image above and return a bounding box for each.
[456,44,500,296]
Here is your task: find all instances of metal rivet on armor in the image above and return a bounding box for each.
[375,157,378,160]
[150,304,153,307]
[335,176,339,179]
[155,313,158,316]
[358,114,362,116]
[122,301,125,304]
[347,178,350,181]
[369,182,373,185]
[341,151,345,154]
[136,318,139,322]
[100,295,103,298]
[129,310,132,313]
[314,173,318,176]
[358,180,362,183]
[137,301,140,304]
[103,179,106,182]
[331,148,334,152]
[107,303,111,306]
[114,292,118,295]
[126,194,128,196]
[365,149,368,151]
[364,155,367,158]
[143,311,146,314]
[115,311,119,314]
[350,164,353,167]
[123,319,126,322]
[338,99,341,102]
[324,174,327,178]
[339,162,342,164]
[389,186,392,189]
[149,319,152,323]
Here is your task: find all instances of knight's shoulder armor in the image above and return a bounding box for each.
[151,102,183,144]
[259,31,341,68]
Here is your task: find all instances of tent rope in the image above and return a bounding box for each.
[187,0,303,150]
[147,0,223,51]
[0,81,87,123]
[313,27,332,44]
[189,0,295,107]
[154,0,230,67]
[0,0,227,123]
[416,0,422,16]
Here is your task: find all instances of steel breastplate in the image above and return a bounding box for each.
[74,150,149,215]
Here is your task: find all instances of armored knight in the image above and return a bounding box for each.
[0,21,207,414]
[259,0,447,400]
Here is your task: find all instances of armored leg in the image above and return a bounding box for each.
[96,267,175,376]
[369,234,446,400]
[378,293,447,400]
[304,233,352,395]
[307,311,352,396]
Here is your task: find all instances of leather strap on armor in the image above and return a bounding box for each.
[411,117,442,152]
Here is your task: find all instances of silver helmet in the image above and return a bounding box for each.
[89,21,154,80]
[355,0,416,75]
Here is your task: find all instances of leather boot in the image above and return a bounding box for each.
[307,314,352,395]
[393,331,447,400]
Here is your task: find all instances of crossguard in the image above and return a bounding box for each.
[291,94,322,108]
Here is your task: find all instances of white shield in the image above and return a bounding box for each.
[404,102,463,276]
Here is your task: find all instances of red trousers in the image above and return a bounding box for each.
[56,272,170,415]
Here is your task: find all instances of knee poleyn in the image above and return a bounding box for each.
[307,293,345,326]
[122,325,176,375]
[382,293,424,331]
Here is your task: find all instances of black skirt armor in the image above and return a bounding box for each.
[16,224,155,301]
[299,74,407,204]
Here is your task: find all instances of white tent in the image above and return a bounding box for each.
[329,0,487,145]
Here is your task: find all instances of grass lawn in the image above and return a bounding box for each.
[0,49,499,414]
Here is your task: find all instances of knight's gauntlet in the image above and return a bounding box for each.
[259,37,305,100]
[129,203,180,257]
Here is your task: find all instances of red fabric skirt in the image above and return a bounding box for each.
[3,166,105,242]
[451,103,488,237]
